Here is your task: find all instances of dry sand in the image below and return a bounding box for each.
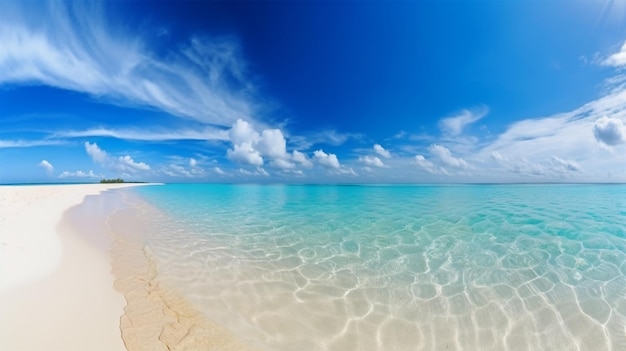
[0,184,148,351]
[0,183,260,351]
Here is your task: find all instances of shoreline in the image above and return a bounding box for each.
[0,183,152,350]
[107,190,261,351]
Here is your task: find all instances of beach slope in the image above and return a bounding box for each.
[0,184,146,351]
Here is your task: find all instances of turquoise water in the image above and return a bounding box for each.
[130,184,626,350]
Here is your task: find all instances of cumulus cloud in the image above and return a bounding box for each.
[229,119,260,145]
[256,129,288,159]
[84,142,150,173]
[359,155,385,168]
[292,150,313,168]
[189,158,197,167]
[227,142,263,166]
[428,144,469,169]
[373,144,391,158]
[439,107,488,136]
[38,160,54,175]
[313,150,341,169]
[593,116,625,146]
[0,1,255,126]
[214,167,225,175]
[58,170,103,179]
[226,119,311,170]
[602,41,626,67]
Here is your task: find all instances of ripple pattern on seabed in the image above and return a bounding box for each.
[133,184,626,351]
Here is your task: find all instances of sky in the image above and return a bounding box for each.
[1,0,626,184]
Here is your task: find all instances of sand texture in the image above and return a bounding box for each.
[108,204,261,351]
[0,184,147,351]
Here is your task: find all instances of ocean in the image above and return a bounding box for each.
[115,184,626,350]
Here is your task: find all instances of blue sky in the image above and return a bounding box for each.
[2,0,626,183]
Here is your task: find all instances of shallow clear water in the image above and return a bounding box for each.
[131,184,626,350]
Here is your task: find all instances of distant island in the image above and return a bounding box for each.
[100,178,147,184]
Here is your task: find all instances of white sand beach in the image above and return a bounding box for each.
[0,184,147,351]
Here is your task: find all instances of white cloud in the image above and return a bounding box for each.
[85,141,109,164]
[290,130,362,150]
[491,151,506,162]
[373,144,391,158]
[117,155,150,172]
[0,1,255,126]
[227,141,263,166]
[593,116,625,146]
[38,160,53,175]
[271,158,295,169]
[292,150,313,168]
[213,167,225,175]
[439,107,488,136]
[189,158,197,167]
[314,130,360,146]
[473,80,626,182]
[429,144,469,169]
[551,156,582,172]
[0,139,65,148]
[226,119,312,170]
[58,170,103,179]
[256,129,288,159]
[162,164,192,178]
[84,142,150,173]
[359,155,385,168]
[238,167,269,177]
[602,41,626,67]
[57,126,229,141]
[339,167,358,176]
[229,119,260,145]
[415,155,441,174]
[313,150,341,169]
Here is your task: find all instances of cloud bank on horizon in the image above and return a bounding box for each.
[1,1,626,183]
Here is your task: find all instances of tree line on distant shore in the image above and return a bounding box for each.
[100,178,125,183]
[100,178,147,184]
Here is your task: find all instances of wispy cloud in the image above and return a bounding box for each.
[290,129,362,150]
[0,1,257,126]
[56,127,229,141]
[438,107,488,136]
[58,170,103,179]
[0,139,65,148]
[602,41,626,67]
